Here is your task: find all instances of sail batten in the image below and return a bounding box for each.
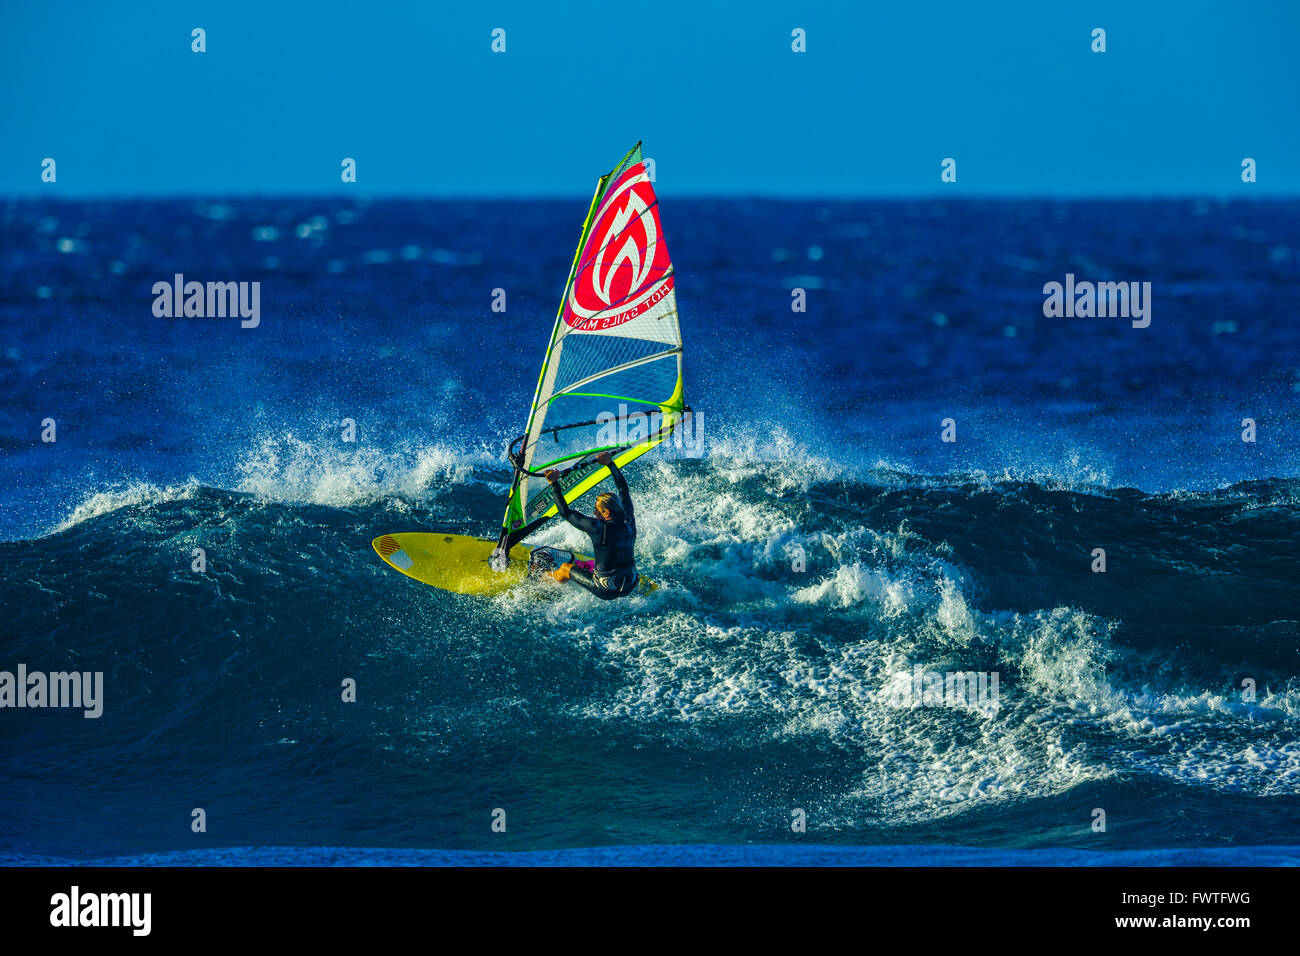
[498,143,685,552]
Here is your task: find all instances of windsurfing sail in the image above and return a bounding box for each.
[495,142,686,558]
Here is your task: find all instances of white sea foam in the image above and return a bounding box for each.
[232,430,501,506]
[53,480,201,533]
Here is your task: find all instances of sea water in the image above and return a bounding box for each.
[1,197,1297,864]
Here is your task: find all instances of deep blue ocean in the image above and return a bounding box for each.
[1,197,1298,866]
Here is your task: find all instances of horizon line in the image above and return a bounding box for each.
[4,190,1296,203]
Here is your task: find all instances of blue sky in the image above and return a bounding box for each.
[2,0,1297,196]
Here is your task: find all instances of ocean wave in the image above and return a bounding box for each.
[52,479,202,533]
[12,432,1299,839]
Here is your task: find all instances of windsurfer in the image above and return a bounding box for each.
[544,452,639,599]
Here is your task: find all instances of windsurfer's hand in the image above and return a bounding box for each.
[544,469,560,482]
[596,452,613,466]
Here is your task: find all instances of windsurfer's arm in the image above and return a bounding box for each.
[545,469,598,533]
[545,470,571,516]
[598,452,634,524]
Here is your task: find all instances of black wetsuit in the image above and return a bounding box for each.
[549,464,639,599]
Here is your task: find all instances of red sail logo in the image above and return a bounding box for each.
[564,163,672,331]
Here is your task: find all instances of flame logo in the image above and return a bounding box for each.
[564,163,671,329]
[592,189,656,305]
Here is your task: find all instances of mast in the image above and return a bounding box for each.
[492,164,614,566]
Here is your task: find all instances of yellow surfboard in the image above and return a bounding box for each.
[372,532,654,596]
